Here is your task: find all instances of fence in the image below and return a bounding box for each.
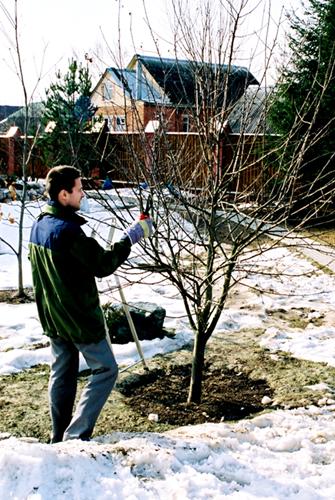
[0,129,45,179]
[0,129,270,195]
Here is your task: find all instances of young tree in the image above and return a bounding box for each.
[0,0,41,297]
[39,59,97,175]
[94,0,335,405]
[269,0,335,221]
[92,0,276,403]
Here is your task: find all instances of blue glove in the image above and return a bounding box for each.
[121,216,154,245]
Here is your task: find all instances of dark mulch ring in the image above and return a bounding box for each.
[118,363,273,426]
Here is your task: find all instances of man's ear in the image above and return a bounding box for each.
[58,189,69,206]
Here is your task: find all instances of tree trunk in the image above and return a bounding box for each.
[16,188,26,298]
[187,332,207,404]
[13,0,29,299]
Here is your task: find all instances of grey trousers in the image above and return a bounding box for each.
[48,336,118,443]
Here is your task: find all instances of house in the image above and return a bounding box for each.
[0,102,44,135]
[0,105,22,122]
[91,54,259,133]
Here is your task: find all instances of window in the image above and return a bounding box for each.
[115,115,126,131]
[102,115,126,131]
[102,81,113,101]
[182,114,190,132]
[103,116,113,130]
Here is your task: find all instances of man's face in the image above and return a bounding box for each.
[59,177,85,210]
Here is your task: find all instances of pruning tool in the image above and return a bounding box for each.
[140,194,153,220]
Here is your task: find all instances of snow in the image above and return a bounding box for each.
[1,195,335,499]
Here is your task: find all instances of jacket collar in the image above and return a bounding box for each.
[40,200,87,226]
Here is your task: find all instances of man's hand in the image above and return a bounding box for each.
[121,215,154,245]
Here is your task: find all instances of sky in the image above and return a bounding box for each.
[0,0,302,106]
[1,188,335,498]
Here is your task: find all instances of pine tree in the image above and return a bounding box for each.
[39,59,97,174]
[270,0,335,219]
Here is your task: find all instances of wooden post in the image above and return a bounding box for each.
[6,126,21,176]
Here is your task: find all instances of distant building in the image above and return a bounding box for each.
[0,102,44,135]
[91,54,258,132]
[0,105,22,122]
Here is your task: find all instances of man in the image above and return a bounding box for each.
[29,165,152,443]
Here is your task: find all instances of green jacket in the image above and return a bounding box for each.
[29,202,131,343]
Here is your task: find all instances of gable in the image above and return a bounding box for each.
[91,66,168,107]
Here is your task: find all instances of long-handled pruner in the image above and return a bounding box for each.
[140,194,153,220]
[106,224,149,372]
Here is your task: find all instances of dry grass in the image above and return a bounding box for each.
[305,227,335,247]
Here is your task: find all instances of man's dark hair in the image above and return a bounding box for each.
[45,165,81,201]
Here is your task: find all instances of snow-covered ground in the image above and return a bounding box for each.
[1,195,335,499]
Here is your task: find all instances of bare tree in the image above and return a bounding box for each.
[87,0,335,403]
[0,0,42,297]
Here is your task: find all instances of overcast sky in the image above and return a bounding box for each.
[0,0,301,106]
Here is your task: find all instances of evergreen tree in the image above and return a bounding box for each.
[39,59,97,174]
[270,0,335,219]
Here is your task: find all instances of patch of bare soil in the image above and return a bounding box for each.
[0,345,272,443]
[114,328,335,432]
[1,329,334,443]
[1,285,335,443]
